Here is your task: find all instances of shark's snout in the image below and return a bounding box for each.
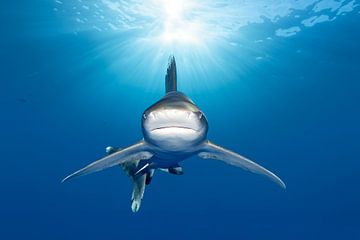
[142,109,208,151]
[144,109,203,132]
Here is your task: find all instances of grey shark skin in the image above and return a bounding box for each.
[62,56,286,212]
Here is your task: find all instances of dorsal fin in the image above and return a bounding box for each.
[165,56,177,93]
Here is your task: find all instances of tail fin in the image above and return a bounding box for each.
[120,158,147,212]
[106,146,147,212]
[130,174,146,212]
[165,56,177,93]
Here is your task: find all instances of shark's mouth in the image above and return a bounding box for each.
[151,126,199,132]
[149,125,201,137]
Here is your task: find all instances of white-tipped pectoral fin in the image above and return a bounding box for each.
[198,141,286,189]
[62,140,153,183]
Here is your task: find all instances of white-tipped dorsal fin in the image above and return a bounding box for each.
[198,140,286,189]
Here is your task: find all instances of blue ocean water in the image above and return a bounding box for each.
[1,0,360,239]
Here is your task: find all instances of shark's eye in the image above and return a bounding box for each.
[143,114,147,119]
[198,113,203,119]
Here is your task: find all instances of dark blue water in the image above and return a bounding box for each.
[1,1,360,239]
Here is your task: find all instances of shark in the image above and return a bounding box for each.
[62,56,286,212]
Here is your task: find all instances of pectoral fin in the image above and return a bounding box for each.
[198,141,286,189]
[62,140,153,183]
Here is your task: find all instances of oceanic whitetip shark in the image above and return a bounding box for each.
[62,56,286,212]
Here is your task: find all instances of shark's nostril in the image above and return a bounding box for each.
[149,112,156,119]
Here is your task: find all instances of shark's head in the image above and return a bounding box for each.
[142,92,208,152]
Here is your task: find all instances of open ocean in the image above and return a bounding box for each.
[1,0,360,239]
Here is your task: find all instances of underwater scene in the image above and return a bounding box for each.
[1,0,360,239]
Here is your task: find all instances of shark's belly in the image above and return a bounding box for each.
[150,156,183,169]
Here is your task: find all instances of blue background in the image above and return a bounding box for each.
[1,1,359,239]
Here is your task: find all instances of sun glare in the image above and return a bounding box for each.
[158,0,203,45]
[162,1,186,20]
